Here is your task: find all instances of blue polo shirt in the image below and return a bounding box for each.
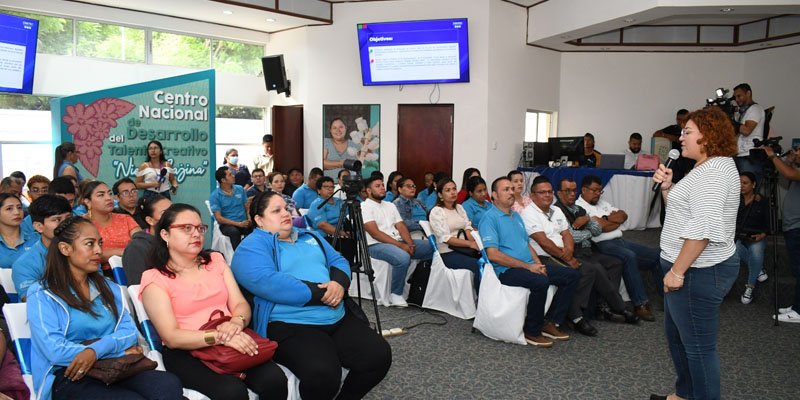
[463,198,494,227]
[478,206,533,277]
[307,197,344,234]
[209,185,247,222]
[11,239,47,298]
[292,184,319,209]
[20,215,40,240]
[0,228,38,269]
[384,191,395,202]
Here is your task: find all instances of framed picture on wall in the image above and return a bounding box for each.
[321,104,381,179]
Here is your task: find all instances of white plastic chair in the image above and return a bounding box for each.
[204,200,234,262]
[348,258,418,307]
[0,268,18,302]
[417,221,476,319]
[470,232,556,345]
[2,302,35,399]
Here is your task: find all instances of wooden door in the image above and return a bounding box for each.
[271,105,303,173]
[397,104,454,189]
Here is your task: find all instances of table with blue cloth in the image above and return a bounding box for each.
[519,166,661,230]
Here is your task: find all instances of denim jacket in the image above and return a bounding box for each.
[392,196,428,232]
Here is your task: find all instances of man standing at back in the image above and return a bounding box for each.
[253,134,274,174]
[479,177,579,347]
[733,83,766,181]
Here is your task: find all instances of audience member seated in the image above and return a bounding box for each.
[0,193,37,269]
[8,172,27,211]
[653,108,693,183]
[48,177,78,209]
[11,195,72,301]
[231,192,392,400]
[479,177,580,348]
[224,148,252,189]
[456,167,481,204]
[253,134,274,174]
[384,171,403,202]
[112,178,147,230]
[135,140,178,200]
[416,172,438,210]
[283,168,304,197]
[623,132,647,169]
[508,170,531,213]
[0,177,22,201]
[141,203,288,400]
[735,171,769,305]
[267,172,299,216]
[53,142,84,182]
[247,168,268,198]
[210,167,250,250]
[83,181,142,272]
[554,178,638,324]
[392,177,428,235]
[428,178,481,288]
[26,175,50,204]
[334,169,350,200]
[576,175,661,321]
[122,195,172,285]
[292,168,324,209]
[461,176,493,227]
[581,133,602,167]
[26,216,183,400]
[307,177,345,237]
[0,329,31,400]
[361,176,433,307]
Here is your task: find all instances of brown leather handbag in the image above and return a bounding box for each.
[81,340,157,385]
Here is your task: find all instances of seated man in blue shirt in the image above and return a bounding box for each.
[292,167,324,209]
[11,195,72,300]
[210,166,249,250]
[392,177,428,235]
[307,176,346,236]
[478,177,580,348]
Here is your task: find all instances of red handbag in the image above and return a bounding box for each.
[189,310,278,380]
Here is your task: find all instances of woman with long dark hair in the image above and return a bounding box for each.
[0,193,37,268]
[54,142,83,182]
[456,167,480,204]
[508,170,531,213]
[121,194,172,285]
[224,148,252,189]
[231,191,391,400]
[26,216,182,400]
[461,176,493,227]
[428,178,481,288]
[267,171,299,216]
[384,171,403,202]
[735,171,769,304]
[136,140,178,200]
[82,181,141,271]
[141,204,287,399]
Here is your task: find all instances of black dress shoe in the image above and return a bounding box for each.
[601,307,626,323]
[573,318,598,336]
[649,395,667,400]
[621,309,641,324]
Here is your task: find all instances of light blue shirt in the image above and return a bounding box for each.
[417,189,438,210]
[478,206,533,277]
[209,185,247,222]
[0,227,38,269]
[292,183,319,209]
[462,197,494,228]
[20,214,40,240]
[384,191,395,202]
[11,239,47,298]
[307,197,344,234]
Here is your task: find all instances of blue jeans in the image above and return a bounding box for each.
[735,239,766,285]
[52,369,183,400]
[369,239,433,295]
[596,238,662,306]
[661,255,739,400]
[498,262,580,336]
[785,228,800,309]
[441,251,481,289]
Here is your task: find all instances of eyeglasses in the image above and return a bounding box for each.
[534,190,554,195]
[586,187,604,194]
[404,184,417,188]
[29,187,46,193]
[118,190,137,197]
[169,224,209,234]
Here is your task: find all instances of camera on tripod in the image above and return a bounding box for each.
[750,137,783,161]
[341,159,364,199]
[705,87,738,126]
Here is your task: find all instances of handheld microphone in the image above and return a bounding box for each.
[157,168,168,185]
[652,149,681,192]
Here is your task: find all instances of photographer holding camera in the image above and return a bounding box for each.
[763,144,800,323]
[733,83,766,181]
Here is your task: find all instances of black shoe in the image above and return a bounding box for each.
[601,307,626,323]
[649,395,667,400]
[621,309,640,324]
[572,318,598,336]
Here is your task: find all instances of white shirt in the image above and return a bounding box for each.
[429,205,472,254]
[519,202,569,256]
[575,196,623,242]
[737,103,765,157]
[624,148,647,169]
[361,198,403,246]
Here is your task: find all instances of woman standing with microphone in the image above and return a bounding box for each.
[650,107,740,400]
[136,140,178,200]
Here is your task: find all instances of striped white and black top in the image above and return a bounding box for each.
[660,156,740,268]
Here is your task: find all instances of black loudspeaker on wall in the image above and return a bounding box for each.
[261,55,291,97]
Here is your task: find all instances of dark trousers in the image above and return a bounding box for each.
[267,313,392,400]
[498,262,580,336]
[52,368,183,400]
[785,228,800,310]
[565,253,627,320]
[219,223,247,250]
[162,347,288,400]
[441,250,482,289]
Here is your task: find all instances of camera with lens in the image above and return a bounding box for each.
[750,137,783,161]
[705,88,738,128]
[341,159,364,199]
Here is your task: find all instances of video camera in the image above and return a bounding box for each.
[750,137,783,161]
[341,159,364,200]
[705,88,738,128]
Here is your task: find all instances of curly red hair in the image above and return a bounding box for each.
[686,107,737,157]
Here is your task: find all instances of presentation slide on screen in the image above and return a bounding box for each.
[0,14,38,93]
[368,42,460,82]
[0,41,25,89]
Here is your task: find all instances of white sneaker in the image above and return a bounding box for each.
[777,310,800,323]
[757,270,768,282]
[779,306,794,314]
[740,286,754,305]
[389,294,408,308]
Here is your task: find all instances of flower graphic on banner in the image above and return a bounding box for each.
[62,98,135,176]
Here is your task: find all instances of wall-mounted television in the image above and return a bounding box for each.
[357,18,469,86]
[0,13,39,94]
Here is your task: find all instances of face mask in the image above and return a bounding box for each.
[229,156,239,164]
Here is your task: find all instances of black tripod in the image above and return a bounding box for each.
[759,166,782,325]
[325,189,383,334]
